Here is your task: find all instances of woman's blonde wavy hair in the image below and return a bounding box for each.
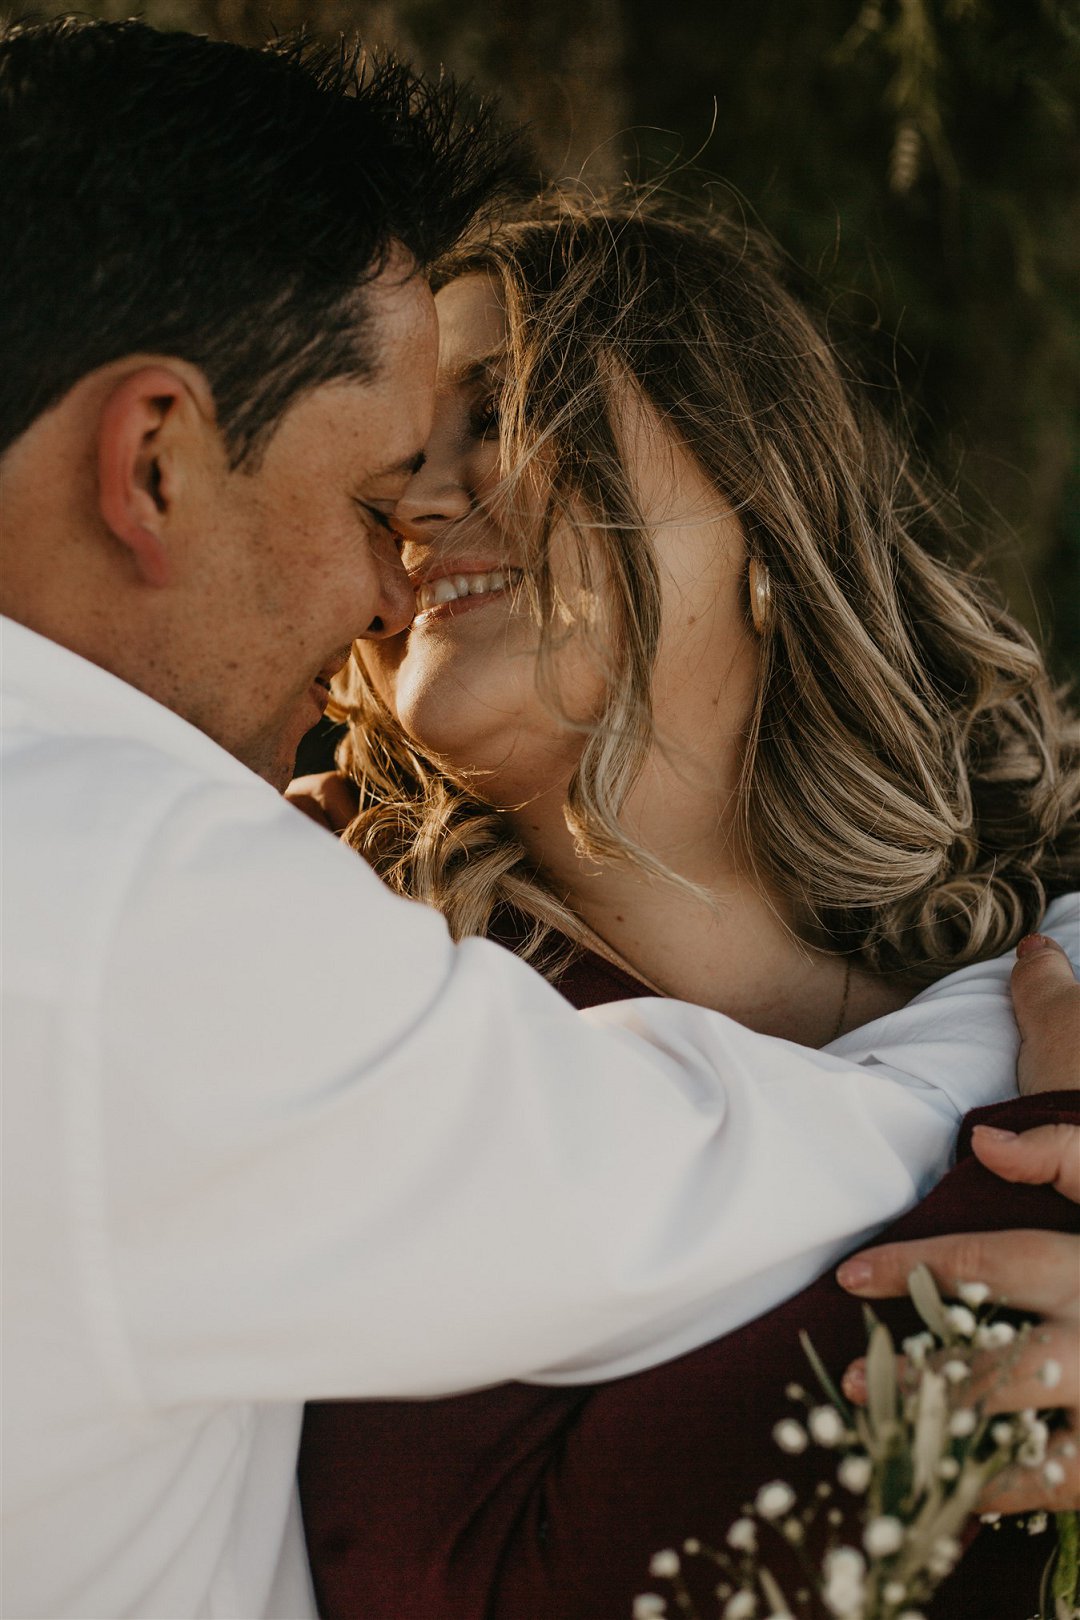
[334,192,1080,982]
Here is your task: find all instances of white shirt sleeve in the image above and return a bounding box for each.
[75,766,1075,1403]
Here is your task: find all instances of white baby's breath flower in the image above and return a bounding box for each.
[782,1517,804,1544]
[938,1456,960,1480]
[633,1597,667,1620]
[773,1419,808,1454]
[1027,1511,1049,1536]
[785,1383,806,1401]
[883,1581,907,1604]
[990,1420,1015,1447]
[942,1359,970,1384]
[1018,1420,1049,1467]
[927,1535,960,1578]
[1044,1459,1067,1487]
[808,1406,846,1447]
[837,1454,872,1494]
[975,1321,1016,1349]
[649,1550,680,1579]
[726,1518,757,1553]
[1039,1359,1063,1389]
[722,1591,757,1620]
[979,1512,1002,1524]
[901,1332,934,1367]
[682,1538,701,1555]
[822,1546,866,1617]
[864,1515,904,1557]
[945,1304,977,1338]
[957,1281,991,1308]
[948,1408,977,1438]
[755,1481,796,1520]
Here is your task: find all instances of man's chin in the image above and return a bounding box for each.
[234,732,303,795]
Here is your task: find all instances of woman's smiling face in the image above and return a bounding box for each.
[355,273,608,807]
[356,271,758,819]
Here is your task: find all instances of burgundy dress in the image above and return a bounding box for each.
[299,938,1077,1619]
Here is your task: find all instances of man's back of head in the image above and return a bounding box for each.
[0,16,518,465]
[0,18,523,785]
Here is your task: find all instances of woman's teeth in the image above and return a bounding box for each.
[415,570,513,613]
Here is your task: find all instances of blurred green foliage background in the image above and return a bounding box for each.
[13,0,1080,680]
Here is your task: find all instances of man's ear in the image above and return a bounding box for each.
[97,364,211,588]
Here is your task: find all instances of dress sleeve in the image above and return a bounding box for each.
[299,1092,1079,1620]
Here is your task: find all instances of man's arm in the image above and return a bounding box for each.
[839,937,1080,1514]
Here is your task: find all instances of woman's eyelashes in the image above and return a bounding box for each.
[470,390,499,440]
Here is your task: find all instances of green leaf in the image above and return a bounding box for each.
[758,1566,794,1616]
[867,1321,899,1438]
[910,1368,947,1499]
[908,1263,949,1340]
[799,1330,852,1420]
[1053,1512,1080,1618]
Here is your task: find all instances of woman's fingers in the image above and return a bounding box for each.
[842,1320,1077,1415]
[285,771,360,833]
[971,1121,1080,1202]
[978,1431,1080,1515]
[837,1227,1079,1318]
[1011,934,1080,1097]
[965,1320,1079,1415]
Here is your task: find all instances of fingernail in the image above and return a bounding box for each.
[972,1124,1018,1142]
[836,1259,873,1291]
[1016,933,1056,958]
[842,1363,867,1398]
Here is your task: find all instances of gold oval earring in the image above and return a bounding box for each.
[748,558,772,636]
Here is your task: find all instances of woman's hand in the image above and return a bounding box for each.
[285,771,359,834]
[837,941,1080,1514]
[1013,933,1080,1096]
[838,1123,1079,1512]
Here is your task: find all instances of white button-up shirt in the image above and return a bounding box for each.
[3,615,1075,1619]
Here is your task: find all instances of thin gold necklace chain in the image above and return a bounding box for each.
[573,920,854,1043]
[829,956,853,1044]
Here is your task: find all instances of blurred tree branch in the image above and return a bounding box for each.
[9,0,1078,678]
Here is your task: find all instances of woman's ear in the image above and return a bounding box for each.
[96,364,208,587]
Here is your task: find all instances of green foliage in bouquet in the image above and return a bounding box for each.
[637,1265,1078,1620]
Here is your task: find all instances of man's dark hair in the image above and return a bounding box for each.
[0,18,524,463]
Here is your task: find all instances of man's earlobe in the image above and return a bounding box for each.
[97,365,194,588]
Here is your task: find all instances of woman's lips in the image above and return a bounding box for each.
[412,567,521,623]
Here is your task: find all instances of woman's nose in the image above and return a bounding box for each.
[392,457,472,540]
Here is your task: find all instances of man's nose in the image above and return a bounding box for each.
[360,526,415,640]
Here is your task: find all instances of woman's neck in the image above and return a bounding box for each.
[508,784,910,1048]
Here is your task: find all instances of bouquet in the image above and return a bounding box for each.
[636,1265,1078,1620]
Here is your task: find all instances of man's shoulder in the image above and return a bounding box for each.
[2,724,272,850]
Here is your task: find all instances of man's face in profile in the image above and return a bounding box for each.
[173,258,437,789]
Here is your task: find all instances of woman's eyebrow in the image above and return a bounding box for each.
[443,350,506,389]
